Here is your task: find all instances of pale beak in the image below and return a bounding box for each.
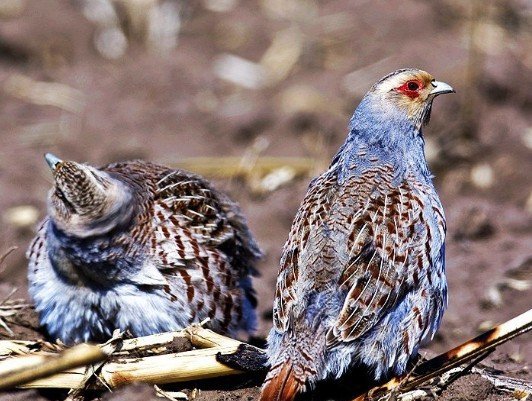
[430,81,455,96]
[44,153,62,170]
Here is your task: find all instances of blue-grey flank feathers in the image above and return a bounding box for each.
[28,158,262,344]
[260,68,454,401]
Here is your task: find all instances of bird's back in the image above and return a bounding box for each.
[103,160,262,334]
[139,161,261,333]
[28,159,261,342]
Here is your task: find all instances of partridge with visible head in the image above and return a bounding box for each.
[260,68,454,401]
[28,156,261,344]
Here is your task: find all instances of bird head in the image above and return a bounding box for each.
[44,153,133,238]
[364,68,454,129]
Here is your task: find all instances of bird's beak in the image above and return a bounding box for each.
[44,153,62,171]
[430,81,455,96]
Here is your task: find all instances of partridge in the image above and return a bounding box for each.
[260,68,454,401]
[28,156,261,344]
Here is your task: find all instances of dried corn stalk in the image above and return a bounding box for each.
[0,325,259,390]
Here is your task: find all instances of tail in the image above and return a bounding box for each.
[259,360,304,401]
[261,321,326,400]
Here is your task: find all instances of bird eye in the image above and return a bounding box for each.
[407,81,419,91]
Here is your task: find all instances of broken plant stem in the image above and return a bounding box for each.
[184,325,242,348]
[0,343,107,390]
[0,246,17,268]
[407,308,532,390]
[0,339,63,357]
[0,326,258,390]
[171,157,316,180]
[19,344,243,389]
[355,308,532,400]
[0,326,237,358]
[471,366,532,394]
[114,330,187,354]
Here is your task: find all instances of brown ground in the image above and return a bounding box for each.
[0,0,530,400]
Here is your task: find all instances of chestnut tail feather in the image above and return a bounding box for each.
[259,361,303,401]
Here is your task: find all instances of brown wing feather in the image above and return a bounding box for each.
[273,171,338,331]
[152,168,261,331]
[273,164,436,346]
[103,161,261,332]
[154,169,261,270]
[330,166,437,344]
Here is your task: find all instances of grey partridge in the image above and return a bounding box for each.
[28,155,261,344]
[260,69,454,401]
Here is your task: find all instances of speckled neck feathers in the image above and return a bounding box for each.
[335,94,431,185]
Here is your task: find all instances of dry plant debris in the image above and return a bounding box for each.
[171,156,318,195]
[0,343,107,390]
[354,308,532,401]
[0,247,17,270]
[153,385,188,400]
[0,310,528,400]
[0,296,30,337]
[3,74,85,114]
[0,324,260,390]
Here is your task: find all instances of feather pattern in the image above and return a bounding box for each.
[261,68,451,401]
[28,160,261,344]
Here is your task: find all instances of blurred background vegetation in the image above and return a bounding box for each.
[0,0,530,366]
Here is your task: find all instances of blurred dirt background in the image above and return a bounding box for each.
[0,0,530,400]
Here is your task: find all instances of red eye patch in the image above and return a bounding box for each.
[397,80,424,99]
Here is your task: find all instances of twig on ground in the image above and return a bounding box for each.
[471,365,532,394]
[0,326,261,390]
[0,246,17,269]
[354,309,532,400]
[0,292,30,337]
[171,157,316,181]
[113,330,188,355]
[393,364,532,401]
[0,343,108,390]
[184,324,242,348]
[154,384,188,400]
[65,330,124,401]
